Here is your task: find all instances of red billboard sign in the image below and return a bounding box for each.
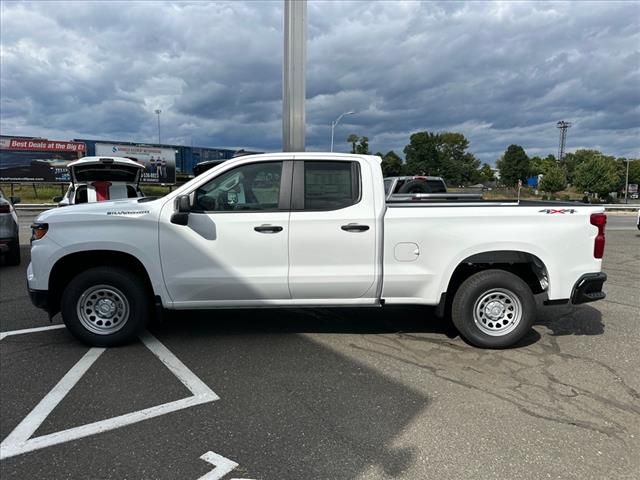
[0,137,86,182]
[7,139,85,152]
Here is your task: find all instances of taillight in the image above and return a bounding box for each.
[0,204,10,214]
[590,213,606,259]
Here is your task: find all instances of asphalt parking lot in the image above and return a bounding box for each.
[1,214,639,479]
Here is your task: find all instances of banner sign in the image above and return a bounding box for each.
[5,139,85,152]
[95,143,176,184]
[0,137,85,182]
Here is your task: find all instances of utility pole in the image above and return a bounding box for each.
[283,0,306,152]
[625,159,630,204]
[556,121,571,162]
[155,109,162,144]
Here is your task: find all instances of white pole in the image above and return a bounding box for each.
[625,159,630,204]
[155,109,162,144]
[330,121,335,152]
[283,0,306,152]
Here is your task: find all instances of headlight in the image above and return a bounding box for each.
[30,223,49,242]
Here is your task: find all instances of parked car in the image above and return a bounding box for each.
[0,188,21,265]
[54,156,145,206]
[28,153,607,349]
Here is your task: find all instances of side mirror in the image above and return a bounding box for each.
[52,196,63,203]
[10,196,21,204]
[171,195,191,226]
[177,195,191,212]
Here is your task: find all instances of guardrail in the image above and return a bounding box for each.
[599,205,640,210]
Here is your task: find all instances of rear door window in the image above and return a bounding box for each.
[303,161,360,210]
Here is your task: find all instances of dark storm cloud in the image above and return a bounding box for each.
[1,1,638,162]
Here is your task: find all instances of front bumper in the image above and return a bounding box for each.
[571,272,607,304]
[29,288,50,311]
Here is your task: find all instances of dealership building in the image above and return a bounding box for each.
[0,135,247,184]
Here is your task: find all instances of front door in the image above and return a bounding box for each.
[159,160,292,307]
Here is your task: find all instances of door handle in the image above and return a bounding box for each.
[254,225,283,233]
[341,223,370,232]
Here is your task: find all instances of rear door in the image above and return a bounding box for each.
[288,159,377,300]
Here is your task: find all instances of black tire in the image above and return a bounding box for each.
[398,180,429,194]
[61,267,150,347]
[451,269,535,348]
[5,238,20,266]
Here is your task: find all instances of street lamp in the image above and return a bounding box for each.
[155,109,162,144]
[624,158,639,204]
[330,111,355,152]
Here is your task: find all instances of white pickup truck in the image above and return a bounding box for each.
[27,153,607,348]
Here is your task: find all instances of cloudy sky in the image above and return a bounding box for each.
[1,1,638,164]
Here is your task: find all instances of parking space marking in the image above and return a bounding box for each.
[1,347,105,452]
[198,451,256,480]
[0,324,66,341]
[0,331,219,460]
[198,451,239,479]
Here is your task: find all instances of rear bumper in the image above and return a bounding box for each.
[571,272,607,304]
[0,237,16,253]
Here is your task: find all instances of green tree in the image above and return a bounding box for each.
[403,131,440,176]
[403,131,480,185]
[347,134,359,154]
[479,163,495,182]
[539,164,567,194]
[530,154,557,176]
[496,145,530,186]
[355,136,369,154]
[573,155,619,196]
[380,150,403,177]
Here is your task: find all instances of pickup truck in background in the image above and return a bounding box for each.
[384,175,483,202]
[384,175,448,195]
[27,153,607,348]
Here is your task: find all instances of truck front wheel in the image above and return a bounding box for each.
[451,269,535,348]
[61,267,150,347]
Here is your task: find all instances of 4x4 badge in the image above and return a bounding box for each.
[538,208,577,214]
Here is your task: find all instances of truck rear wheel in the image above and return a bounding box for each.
[451,269,535,348]
[61,267,150,347]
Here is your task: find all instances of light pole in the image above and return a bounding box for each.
[330,111,355,152]
[155,109,162,144]
[624,158,639,204]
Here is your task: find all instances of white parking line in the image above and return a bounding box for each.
[1,347,105,450]
[0,324,66,341]
[198,451,239,480]
[0,331,219,460]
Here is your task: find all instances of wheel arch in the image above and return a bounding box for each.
[48,250,156,316]
[437,249,549,317]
